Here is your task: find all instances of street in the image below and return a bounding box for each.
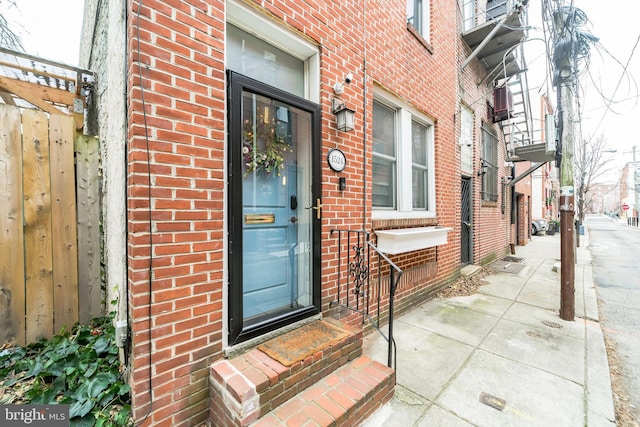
[587,214,640,421]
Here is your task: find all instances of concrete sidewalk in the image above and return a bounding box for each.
[362,230,616,426]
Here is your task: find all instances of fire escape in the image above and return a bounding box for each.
[461,0,554,182]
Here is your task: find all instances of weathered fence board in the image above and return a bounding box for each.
[0,104,25,345]
[0,105,101,346]
[76,135,101,324]
[22,109,55,343]
[50,114,79,334]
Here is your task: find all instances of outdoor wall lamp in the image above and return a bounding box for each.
[477,161,488,176]
[332,98,355,132]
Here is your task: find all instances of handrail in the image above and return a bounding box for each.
[329,229,403,368]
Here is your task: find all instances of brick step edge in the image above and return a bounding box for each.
[210,322,363,426]
[250,355,395,427]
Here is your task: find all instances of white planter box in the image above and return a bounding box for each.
[375,227,452,255]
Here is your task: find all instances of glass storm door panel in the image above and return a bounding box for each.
[241,93,301,319]
[228,71,320,345]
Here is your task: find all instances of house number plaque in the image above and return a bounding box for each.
[327,148,346,172]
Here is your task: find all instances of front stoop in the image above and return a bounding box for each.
[210,322,395,426]
[252,356,395,426]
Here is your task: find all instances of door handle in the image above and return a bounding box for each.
[306,198,322,219]
[463,221,471,227]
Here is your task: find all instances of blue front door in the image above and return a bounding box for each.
[228,72,321,344]
[242,142,298,319]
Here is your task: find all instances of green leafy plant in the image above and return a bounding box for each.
[0,316,132,426]
[242,115,292,177]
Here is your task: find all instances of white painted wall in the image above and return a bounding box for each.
[79,0,128,325]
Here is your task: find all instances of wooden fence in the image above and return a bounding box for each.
[0,105,101,346]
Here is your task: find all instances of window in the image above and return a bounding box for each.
[481,124,498,202]
[373,102,397,209]
[461,0,476,32]
[407,0,430,42]
[226,1,320,103]
[460,106,474,175]
[411,120,428,209]
[373,96,435,218]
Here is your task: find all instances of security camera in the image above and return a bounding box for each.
[345,73,353,84]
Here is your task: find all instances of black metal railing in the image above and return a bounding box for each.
[329,229,403,368]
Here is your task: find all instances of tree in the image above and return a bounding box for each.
[575,134,616,224]
[0,0,23,51]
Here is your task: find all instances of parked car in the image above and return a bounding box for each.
[532,218,548,235]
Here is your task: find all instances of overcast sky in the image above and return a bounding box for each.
[1,0,84,65]
[527,1,640,180]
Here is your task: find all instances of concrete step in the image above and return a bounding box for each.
[251,356,395,427]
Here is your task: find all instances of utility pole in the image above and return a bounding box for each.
[553,6,576,321]
[558,82,575,321]
[634,146,639,221]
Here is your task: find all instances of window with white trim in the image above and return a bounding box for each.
[460,106,474,175]
[226,1,320,103]
[407,0,431,43]
[481,124,498,202]
[373,96,435,218]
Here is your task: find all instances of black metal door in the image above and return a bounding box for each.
[461,177,473,265]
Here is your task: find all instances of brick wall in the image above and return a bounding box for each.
[125,0,468,425]
[127,0,226,425]
[456,7,512,265]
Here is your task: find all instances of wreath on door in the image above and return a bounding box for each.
[242,117,292,177]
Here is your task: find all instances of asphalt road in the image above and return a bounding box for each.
[587,214,640,420]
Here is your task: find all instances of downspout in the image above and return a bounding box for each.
[363,59,368,230]
[362,1,368,230]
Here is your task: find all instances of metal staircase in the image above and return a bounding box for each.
[497,55,535,160]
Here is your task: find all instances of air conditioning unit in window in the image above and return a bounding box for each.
[492,86,513,123]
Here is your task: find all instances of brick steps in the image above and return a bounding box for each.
[210,320,395,426]
[251,356,395,427]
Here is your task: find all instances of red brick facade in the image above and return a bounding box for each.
[455,10,513,264]
[121,0,513,425]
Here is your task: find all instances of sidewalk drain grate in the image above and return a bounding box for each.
[479,392,506,411]
[503,256,525,263]
[542,320,562,329]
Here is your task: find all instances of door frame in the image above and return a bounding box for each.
[227,71,322,345]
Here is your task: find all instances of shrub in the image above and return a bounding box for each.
[0,316,132,426]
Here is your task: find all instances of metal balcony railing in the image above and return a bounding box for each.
[461,0,516,31]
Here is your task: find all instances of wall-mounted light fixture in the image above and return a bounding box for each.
[477,160,488,176]
[332,98,355,132]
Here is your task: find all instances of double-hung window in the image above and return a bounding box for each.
[407,0,431,43]
[373,96,435,218]
[481,124,498,202]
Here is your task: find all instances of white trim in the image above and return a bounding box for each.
[226,0,320,103]
[373,90,436,219]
